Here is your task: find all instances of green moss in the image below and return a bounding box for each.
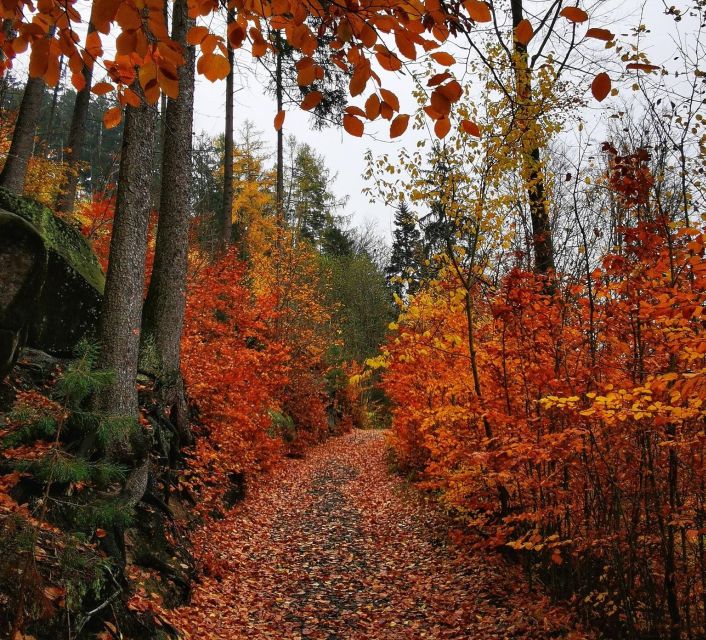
[58,544,112,613]
[0,188,105,293]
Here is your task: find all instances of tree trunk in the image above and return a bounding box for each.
[276,32,284,215]
[220,8,235,253]
[56,24,95,215]
[44,55,63,150]
[142,0,195,445]
[510,0,554,274]
[0,74,44,193]
[151,0,170,209]
[96,92,157,417]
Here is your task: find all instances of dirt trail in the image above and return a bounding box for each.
[175,430,590,639]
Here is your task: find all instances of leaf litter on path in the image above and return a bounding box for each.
[174,430,592,639]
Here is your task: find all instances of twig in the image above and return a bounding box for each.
[72,589,122,638]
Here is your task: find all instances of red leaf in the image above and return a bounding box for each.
[515,19,533,46]
[390,114,410,138]
[461,119,480,137]
[591,72,611,102]
[301,91,323,110]
[343,113,364,137]
[586,28,614,42]
[560,6,589,23]
[434,116,451,139]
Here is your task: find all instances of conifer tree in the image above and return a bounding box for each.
[386,201,422,298]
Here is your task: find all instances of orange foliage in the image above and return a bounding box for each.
[181,253,289,504]
[0,111,67,206]
[180,236,342,506]
[380,184,706,633]
[76,192,157,289]
[0,1,631,139]
[251,226,338,445]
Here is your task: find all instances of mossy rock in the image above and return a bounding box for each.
[0,188,104,358]
[0,210,48,379]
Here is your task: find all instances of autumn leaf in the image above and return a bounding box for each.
[430,51,455,67]
[434,116,451,138]
[71,72,86,92]
[43,586,66,601]
[202,54,230,82]
[626,62,660,72]
[464,0,492,23]
[379,88,400,112]
[343,113,364,136]
[28,39,50,78]
[586,28,614,41]
[296,57,317,86]
[438,80,462,102]
[274,110,285,131]
[461,119,480,137]
[591,72,611,101]
[430,90,451,116]
[301,91,323,110]
[91,81,114,95]
[345,106,366,118]
[375,47,402,72]
[103,106,122,129]
[349,66,370,97]
[365,93,381,120]
[395,31,417,60]
[187,26,209,45]
[560,6,589,23]
[514,19,533,46]
[121,88,141,107]
[390,114,410,138]
[428,72,452,87]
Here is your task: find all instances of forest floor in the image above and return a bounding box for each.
[173,430,592,640]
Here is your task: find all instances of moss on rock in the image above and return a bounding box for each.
[0,188,105,358]
[0,188,104,292]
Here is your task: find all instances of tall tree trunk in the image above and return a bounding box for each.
[275,31,284,215]
[141,0,195,444]
[151,0,169,209]
[0,74,44,193]
[56,23,95,215]
[220,8,234,253]
[96,92,157,417]
[44,54,63,150]
[510,0,554,274]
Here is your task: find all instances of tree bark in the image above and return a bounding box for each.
[0,74,44,193]
[275,32,284,215]
[151,0,170,209]
[510,0,554,274]
[96,92,157,417]
[44,54,63,150]
[56,24,95,215]
[220,8,235,253]
[142,0,195,444]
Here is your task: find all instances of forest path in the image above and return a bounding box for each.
[174,430,589,639]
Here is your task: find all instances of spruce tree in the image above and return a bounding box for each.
[386,201,422,298]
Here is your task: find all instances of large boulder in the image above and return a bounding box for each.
[0,188,105,371]
[0,211,48,379]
